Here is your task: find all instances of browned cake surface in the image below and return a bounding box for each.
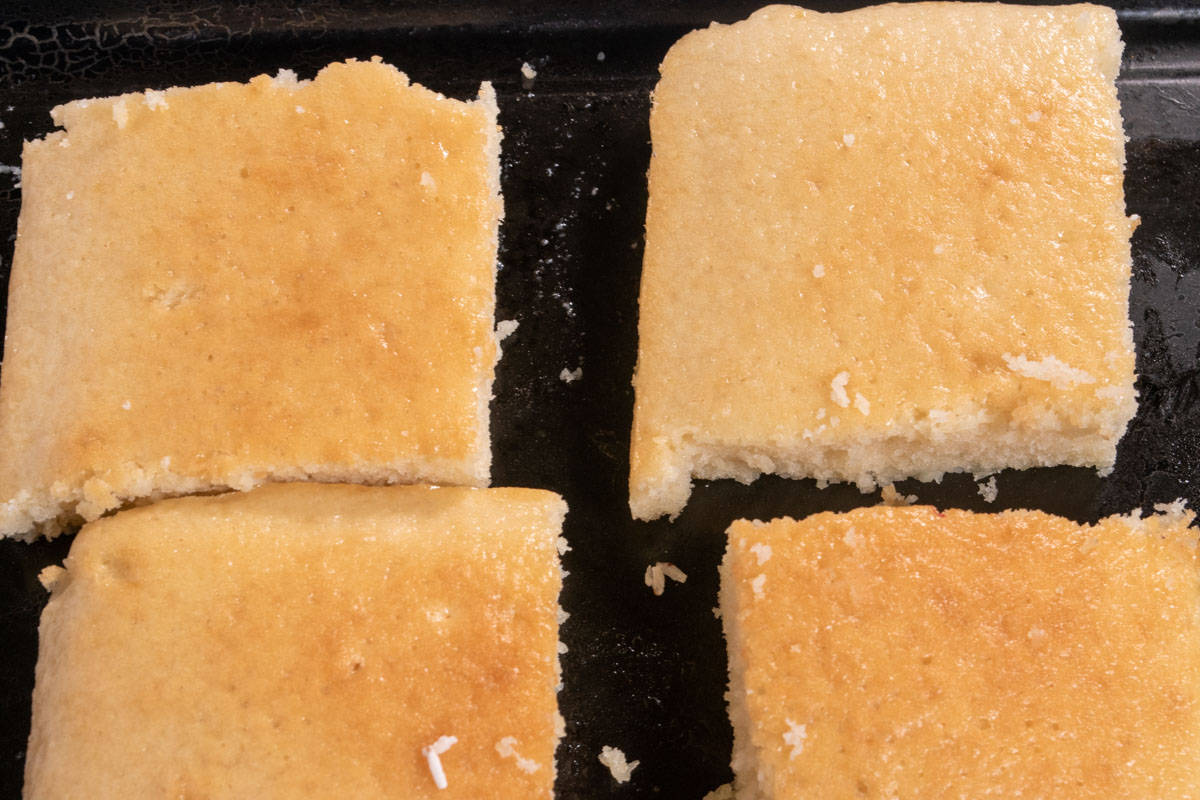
[631,3,1136,520]
[25,483,565,799]
[0,59,502,537]
[721,505,1200,799]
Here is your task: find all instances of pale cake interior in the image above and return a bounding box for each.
[720,504,1200,799]
[631,3,1136,520]
[25,483,566,799]
[0,59,504,539]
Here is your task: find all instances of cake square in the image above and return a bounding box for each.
[720,505,1200,798]
[0,58,503,537]
[630,4,1136,520]
[25,483,566,798]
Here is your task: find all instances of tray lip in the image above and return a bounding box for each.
[4,2,1200,31]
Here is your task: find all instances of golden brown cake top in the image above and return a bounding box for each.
[0,58,502,535]
[25,483,565,799]
[723,505,1200,798]
[631,3,1135,514]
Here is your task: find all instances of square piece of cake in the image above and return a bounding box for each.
[630,4,1136,520]
[25,483,566,799]
[720,504,1200,799]
[0,58,503,537]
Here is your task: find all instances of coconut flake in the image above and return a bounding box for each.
[784,719,808,758]
[496,736,542,774]
[830,371,851,408]
[421,735,458,790]
[144,90,169,110]
[644,562,686,596]
[112,99,129,129]
[842,526,860,547]
[1003,353,1096,387]
[854,392,871,416]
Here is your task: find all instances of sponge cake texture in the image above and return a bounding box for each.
[25,483,566,798]
[0,59,503,537]
[720,504,1200,799]
[630,4,1136,519]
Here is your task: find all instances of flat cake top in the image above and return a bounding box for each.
[634,3,1134,456]
[0,58,501,532]
[25,483,565,799]
[723,505,1200,798]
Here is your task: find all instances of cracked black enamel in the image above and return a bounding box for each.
[0,4,1198,799]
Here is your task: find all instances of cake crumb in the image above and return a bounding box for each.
[271,68,302,88]
[521,62,538,80]
[559,366,583,383]
[598,746,639,783]
[495,319,519,341]
[977,476,998,503]
[881,484,917,506]
[812,263,825,278]
[597,51,607,62]
[1153,498,1189,516]
[421,735,458,790]
[0,164,23,187]
[703,784,736,800]
[644,562,687,596]
[830,371,851,408]
[38,565,67,591]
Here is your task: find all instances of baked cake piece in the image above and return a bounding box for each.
[630,4,1136,519]
[25,483,566,799]
[0,58,503,538]
[720,504,1200,799]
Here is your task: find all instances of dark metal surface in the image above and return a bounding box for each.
[0,2,1198,798]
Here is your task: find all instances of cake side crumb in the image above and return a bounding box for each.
[881,483,917,506]
[496,319,519,341]
[703,784,736,800]
[598,746,639,783]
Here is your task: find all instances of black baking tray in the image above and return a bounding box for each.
[0,2,1197,798]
